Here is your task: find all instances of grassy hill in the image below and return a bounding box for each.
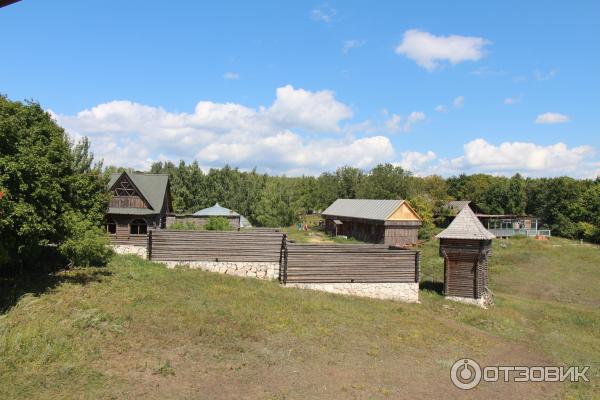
[0,237,598,399]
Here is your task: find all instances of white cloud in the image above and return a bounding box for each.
[535,112,570,124]
[397,151,437,173]
[454,139,593,174]
[310,3,336,23]
[384,111,425,133]
[223,72,240,80]
[534,69,558,81]
[434,105,448,113]
[342,39,365,53]
[268,84,353,132]
[53,85,387,175]
[395,29,490,70]
[453,96,465,108]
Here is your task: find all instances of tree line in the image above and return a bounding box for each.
[148,161,600,243]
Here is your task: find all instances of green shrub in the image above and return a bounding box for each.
[204,216,232,231]
[169,220,201,230]
[58,213,113,267]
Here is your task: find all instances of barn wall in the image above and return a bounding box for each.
[107,214,159,247]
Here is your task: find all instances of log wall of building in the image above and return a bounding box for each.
[440,238,491,299]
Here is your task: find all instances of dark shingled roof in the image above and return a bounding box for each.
[107,172,169,215]
[436,206,495,240]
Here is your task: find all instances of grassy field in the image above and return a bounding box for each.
[0,236,598,399]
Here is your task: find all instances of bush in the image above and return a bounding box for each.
[58,213,113,267]
[169,220,202,230]
[204,216,232,231]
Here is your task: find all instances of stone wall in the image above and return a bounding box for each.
[111,245,147,259]
[161,260,280,280]
[285,282,419,303]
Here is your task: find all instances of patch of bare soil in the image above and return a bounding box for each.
[97,328,560,399]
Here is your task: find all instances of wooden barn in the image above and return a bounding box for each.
[322,199,422,246]
[105,171,173,246]
[436,206,495,306]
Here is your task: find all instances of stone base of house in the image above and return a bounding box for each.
[446,293,493,308]
[162,261,280,280]
[111,245,147,259]
[285,282,420,303]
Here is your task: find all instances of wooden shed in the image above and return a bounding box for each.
[322,199,422,246]
[436,206,495,306]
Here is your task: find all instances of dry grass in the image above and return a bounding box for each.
[0,236,598,399]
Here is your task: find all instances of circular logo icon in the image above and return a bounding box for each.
[450,358,482,390]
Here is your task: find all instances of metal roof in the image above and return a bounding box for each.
[107,172,169,215]
[193,203,240,217]
[436,206,496,240]
[322,199,406,221]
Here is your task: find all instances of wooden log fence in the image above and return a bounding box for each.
[147,230,421,286]
[148,230,285,263]
[281,243,420,284]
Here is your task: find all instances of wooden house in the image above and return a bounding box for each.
[436,206,495,306]
[322,199,422,246]
[105,171,172,246]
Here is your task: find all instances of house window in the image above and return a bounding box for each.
[114,179,137,196]
[130,219,148,235]
[105,219,117,235]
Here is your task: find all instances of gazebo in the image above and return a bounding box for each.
[436,206,495,307]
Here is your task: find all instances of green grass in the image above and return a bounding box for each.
[0,237,599,398]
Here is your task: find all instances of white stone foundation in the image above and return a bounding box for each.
[446,294,493,309]
[111,245,147,259]
[161,261,280,280]
[285,282,419,303]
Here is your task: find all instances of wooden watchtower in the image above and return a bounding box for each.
[436,207,495,306]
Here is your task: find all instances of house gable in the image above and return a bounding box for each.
[386,202,421,221]
[109,173,152,210]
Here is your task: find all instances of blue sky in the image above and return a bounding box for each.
[1,0,599,177]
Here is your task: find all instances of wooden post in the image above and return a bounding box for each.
[415,251,420,283]
[147,229,152,260]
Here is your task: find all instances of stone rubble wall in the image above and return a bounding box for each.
[285,282,419,303]
[111,245,147,259]
[161,260,280,280]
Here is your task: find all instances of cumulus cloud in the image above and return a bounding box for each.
[223,72,240,80]
[268,85,353,132]
[535,112,570,124]
[342,39,365,53]
[434,105,448,113]
[453,139,593,174]
[395,29,490,70]
[53,85,389,175]
[384,111,426,133]
[397,151,437,174]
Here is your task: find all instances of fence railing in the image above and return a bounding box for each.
[488,228,551,238]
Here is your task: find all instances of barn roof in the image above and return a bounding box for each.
[436,206,495,240]
[322,199,407,221]
[107,172,170,215]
